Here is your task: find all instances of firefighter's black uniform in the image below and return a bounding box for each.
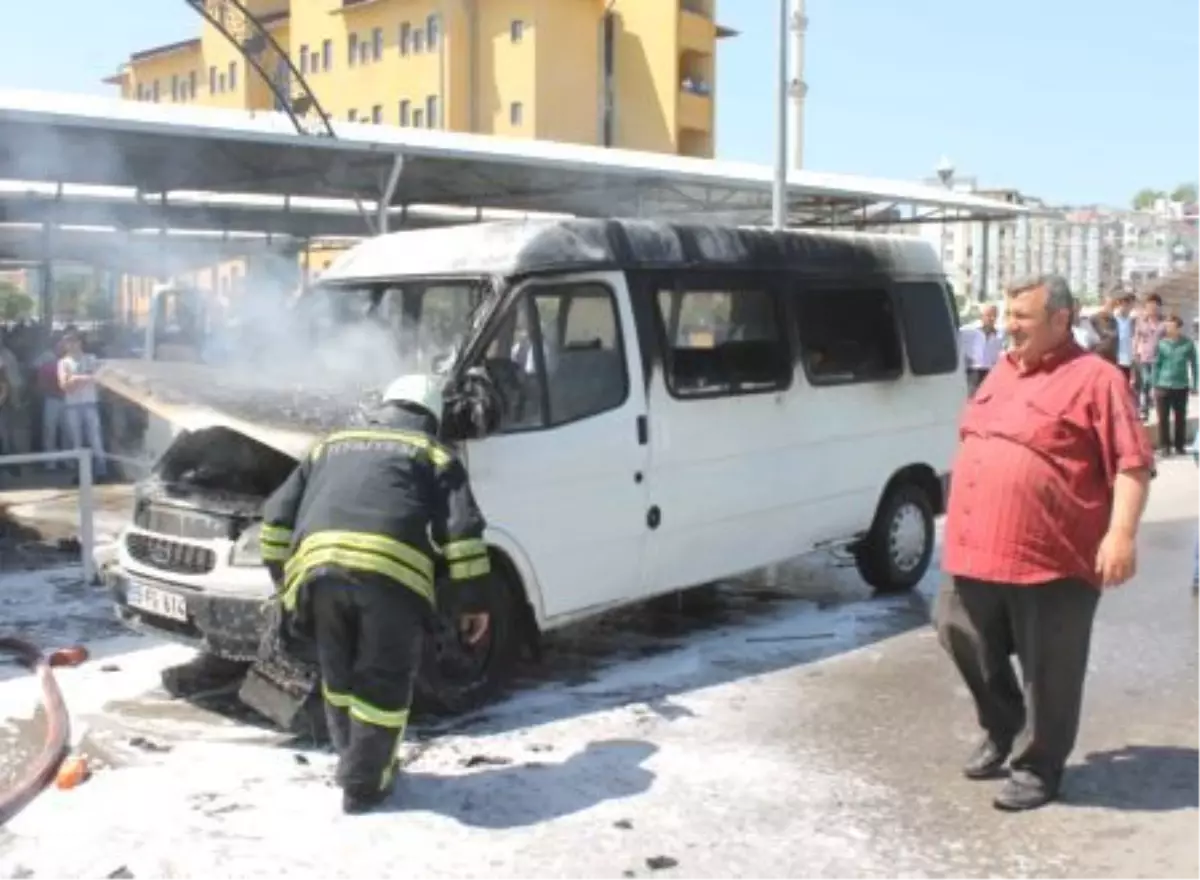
[259,404,491,811]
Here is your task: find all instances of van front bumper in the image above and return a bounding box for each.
[108,566,268,661]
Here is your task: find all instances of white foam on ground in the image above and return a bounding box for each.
[0,556,938,878]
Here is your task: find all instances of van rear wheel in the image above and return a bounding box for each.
[414,558,523,717]
[854,482,934,594]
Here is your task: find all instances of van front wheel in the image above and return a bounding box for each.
[854,483,934,593]
[414,561,523,717]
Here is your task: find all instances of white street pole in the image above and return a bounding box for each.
[771,0,789,230]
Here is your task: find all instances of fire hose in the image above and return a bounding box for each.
[0,637,88,826]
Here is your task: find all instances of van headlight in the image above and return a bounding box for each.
[230,522,263,567]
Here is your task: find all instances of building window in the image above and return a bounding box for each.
[426,14,440,48]
[413,108,425,128]
[228,61,237,89]
[359,40,370,64]
[188,70,197,100]
[348,108,358,122]
[372,104,383,124]
[413,29,425,53]
[511,20,525,42]
[793,286,903,385]
[170,75,180,101]
[399,99,411,126]
[426,95,439,128]
[372,27,383,61]
[209,65,217,93]
[655,286,791,398]
[322,39,333,71]
[299,44,309,74]
[348,33,358,66]
[509,101,524,126]
[399,22,411,55]
[152,80,160,101]
[136,83,146,101]
[309,50,320,73]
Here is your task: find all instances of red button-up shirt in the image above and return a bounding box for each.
[943,341,1153,587]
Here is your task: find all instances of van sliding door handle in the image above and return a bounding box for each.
[636,415,648,445]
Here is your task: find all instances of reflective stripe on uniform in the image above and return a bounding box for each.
[350,700,410,729]
[443,538,486,561]
[280,530,436,609]
[323,683,410,731]
[322,681,352,709]
[311,428,451,470]
[443,537,490,581]
[450,556,491,581]
[260,523,293,562]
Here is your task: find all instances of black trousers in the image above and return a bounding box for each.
[936,576,1100,782]
[1156,387,1190,453]
[310,577,425,794]
[966,368,989,397]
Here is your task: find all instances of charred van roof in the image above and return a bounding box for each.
[319,218,943,284]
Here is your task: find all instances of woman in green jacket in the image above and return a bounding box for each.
[1152,314,1199,455]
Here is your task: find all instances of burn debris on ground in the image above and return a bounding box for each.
[0,508,80,572]
[645,856,679,871]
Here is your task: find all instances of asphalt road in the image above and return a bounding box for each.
[0,458,1195,878]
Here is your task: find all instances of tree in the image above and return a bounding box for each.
[1133,188,1166,210]
[1171,183,1197,204]
[52,275,89,321]
[0,280,34,322]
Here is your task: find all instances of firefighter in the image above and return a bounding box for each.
[259,374,492,814]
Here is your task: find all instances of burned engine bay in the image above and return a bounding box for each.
[134,426,300,541]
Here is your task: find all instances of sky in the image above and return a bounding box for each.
[0,0,1195,208]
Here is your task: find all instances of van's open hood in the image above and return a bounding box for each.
[98,359,372,461]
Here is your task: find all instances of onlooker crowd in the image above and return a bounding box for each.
[966,292,1197,455]
[0,320,110,484]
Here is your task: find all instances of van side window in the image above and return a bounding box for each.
[482,282,628,431]
[655,286,791,398]
[893,282,959,376]
[483,297,546,431]
[794,286,903,385]
[536,283,628,425]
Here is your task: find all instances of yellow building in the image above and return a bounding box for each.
[106,0,730,319]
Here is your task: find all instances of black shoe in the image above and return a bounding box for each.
[993,769,1059,812]
[963,738,1011,780]
[342,785,392,815]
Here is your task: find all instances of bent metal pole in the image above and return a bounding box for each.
[771,0,789,231]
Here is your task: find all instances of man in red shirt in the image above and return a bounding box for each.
[937,274,1153,812]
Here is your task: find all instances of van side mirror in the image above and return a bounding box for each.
[442,365,502,441]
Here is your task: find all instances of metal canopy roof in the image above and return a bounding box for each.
[0,89,1027,230]
[0,224,298,275]
[0,180,553,240]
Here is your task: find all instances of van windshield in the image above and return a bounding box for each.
[293,279,489,382]
[200,278,489,389]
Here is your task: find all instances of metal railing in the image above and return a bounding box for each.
[0,451,153,586]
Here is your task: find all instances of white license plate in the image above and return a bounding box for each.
[127,583,189,623]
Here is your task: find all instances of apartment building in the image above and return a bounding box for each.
[910,173,1134,307]
[104,0,730,319]
[107,0,727,157]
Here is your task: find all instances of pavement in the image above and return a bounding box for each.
[0,460,1195,878]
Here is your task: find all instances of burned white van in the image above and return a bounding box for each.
[103,218,963,713]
